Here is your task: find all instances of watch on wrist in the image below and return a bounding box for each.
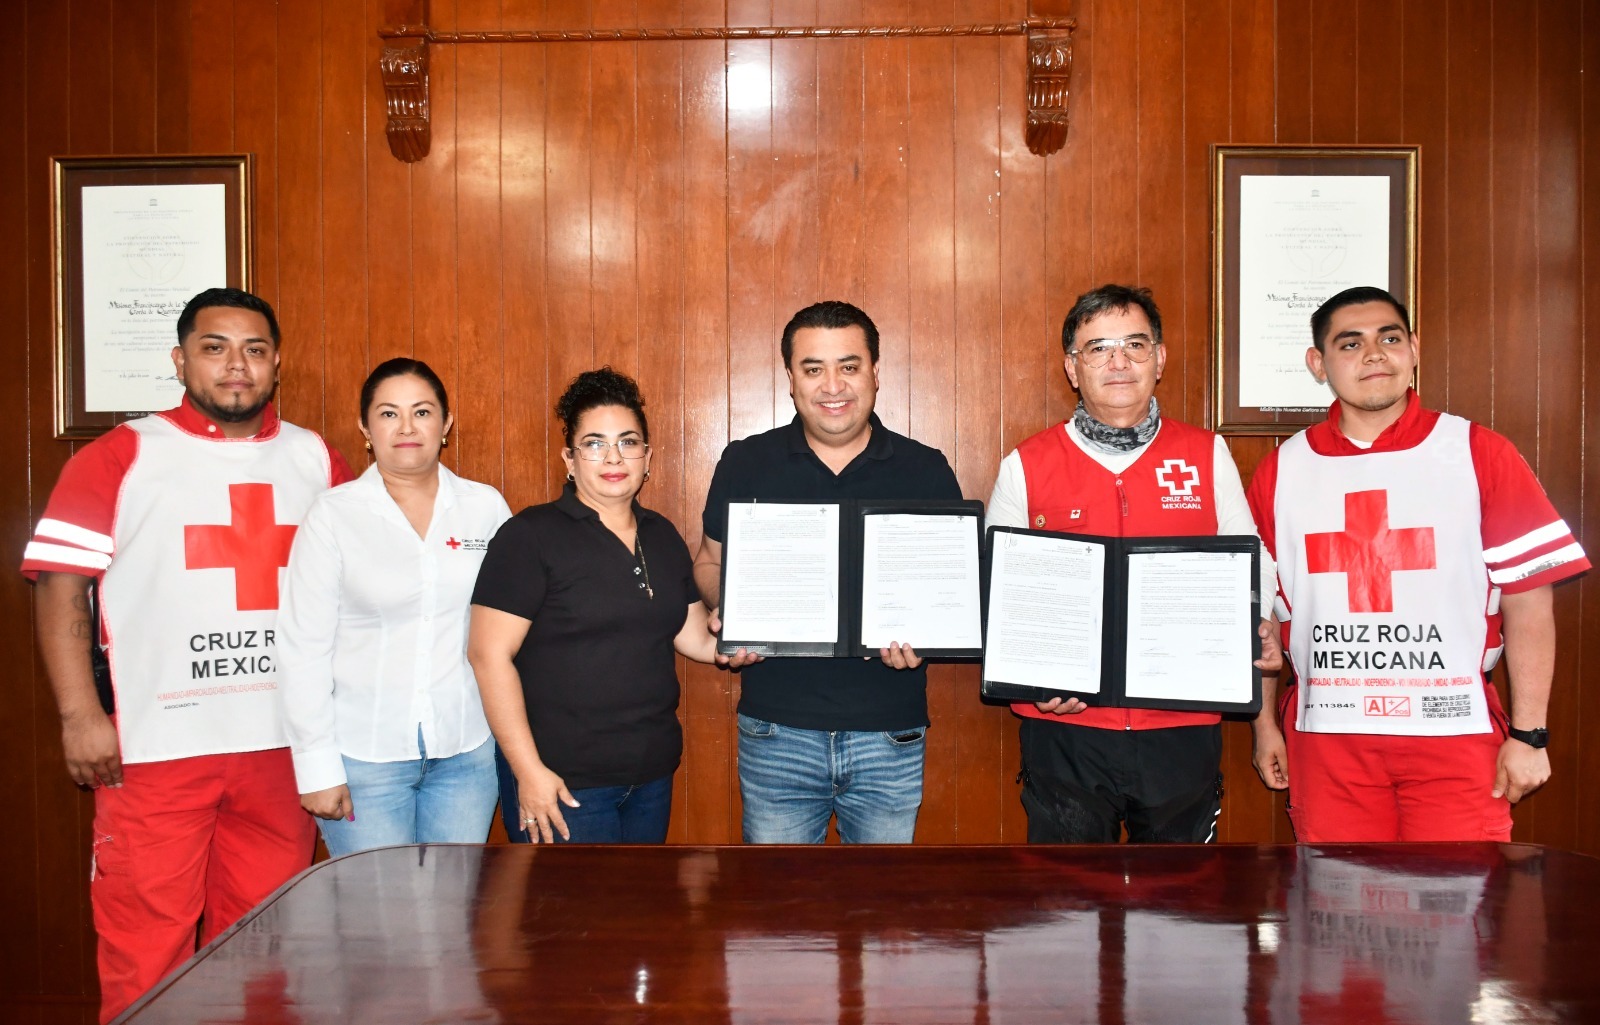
[1507,726,1550,749]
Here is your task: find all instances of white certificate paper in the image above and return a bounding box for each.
[1237,174,1391,410]
[983,532,1105,693]
[859,514,982,650]
[80,183,229,412]
[721,503,840,645]
[1123,550,1253,704]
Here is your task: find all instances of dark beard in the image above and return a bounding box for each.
[187,383,274,424]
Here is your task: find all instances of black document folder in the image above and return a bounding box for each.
[980,528,1263,715]
[717,499,986,660]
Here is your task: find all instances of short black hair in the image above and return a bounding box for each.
[780,300,880,368]
[1061,284,1163,355]
[1310,286,1412,352]
[359,358,450,423]
[556,367,649,447]
[176,287,281,346]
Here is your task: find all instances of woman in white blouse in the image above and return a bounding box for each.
[278,358,510,856]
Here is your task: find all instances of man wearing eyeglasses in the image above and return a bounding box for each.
[986,283,1279,843]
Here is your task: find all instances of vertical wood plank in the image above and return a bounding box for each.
[189,1,234,150]
[1355,0,1404,142]
[1307,0,1358,142]
[857,2,910,437]
[1275,0,1312,143]
[110,0,158,153]
[365,0,415,438]
[233,0,280,306]
[1087,0,1138,280]
[1442,0,1494,424]
[154,0,192,154]
[726,1,779,446]
[590,0,641,377]
[769,0,818,424]
[68,0,113,152]
[274,0,326,430]
[1402,0,1449,399]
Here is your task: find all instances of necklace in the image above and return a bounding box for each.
[633,534,654,599]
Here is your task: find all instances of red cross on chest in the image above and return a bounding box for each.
[1304,489,1436,613]
[445,537,462,550]
[184,483,299,611]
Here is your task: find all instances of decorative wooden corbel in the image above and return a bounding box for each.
[1025,24,1073,157]
[380,38,431,163]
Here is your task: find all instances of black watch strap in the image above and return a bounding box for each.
[1507,726,1549,749]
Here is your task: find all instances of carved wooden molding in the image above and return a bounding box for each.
[1025,26,1073,157]
[380,39,431,162]
[376,17,1076,163]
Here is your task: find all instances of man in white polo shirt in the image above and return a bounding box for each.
[22,287,352,1021]
[1247,285,1588,841]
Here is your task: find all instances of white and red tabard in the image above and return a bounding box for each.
[22,399,346,764]
[1259,397,1589,737]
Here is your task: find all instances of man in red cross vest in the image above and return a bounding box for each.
[22,288,353,1021]
[1247,286,1589,842]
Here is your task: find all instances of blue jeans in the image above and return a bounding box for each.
[317,731,497,858]
[736,713,925,844]
[496,748,674,844]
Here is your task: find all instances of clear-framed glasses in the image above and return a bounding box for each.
[572,437,650,461]
[1070,334,1159,369]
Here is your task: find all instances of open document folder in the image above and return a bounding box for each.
[717,500,986,659]
[981,527,1262,715]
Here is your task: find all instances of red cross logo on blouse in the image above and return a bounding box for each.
[445,537,462,550]
[183,483,298,611]
[1304,489,1436,613]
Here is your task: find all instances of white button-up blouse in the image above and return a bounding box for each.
[278,463,512,793]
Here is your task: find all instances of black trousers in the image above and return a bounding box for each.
[1019,719,1224,844]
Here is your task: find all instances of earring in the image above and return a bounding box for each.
[566,472,575,483]
[441,435,449,448]
[364,440,372,453]
[643,470,650,482]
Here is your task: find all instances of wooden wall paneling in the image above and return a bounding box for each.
[951,11,1008,841]
[678,1,735,844]
[858,5,911,438]
[233,1,281,314]
[497,0,553,513]
[407,0,460,477]
[319,0,373,468]
[154,0,192,153]
[188,1,234,151]
[1577,0,1600,859]
[109,0,158,153]
[452,3,507,490]
[724,25,778,449]
[1306,0,1357,142]
[1441,0,1494,426]
[768,0,818,424]
[1230,0,1273,144]
[814,3,866,306]
[1084,0,1138,282]
[364,0,417,475]
[1400,0,1448,401]
[26,2,92,1008]
[1040,13,1089,432]
[1354,0,1404,143]
[1274,0,1311,143]
[589,1,642,378]
[904,14,963,840]
[1529,0,1585,850]
[275,0,328,431]
[1136,0,1186,416]
[68,0,113,152]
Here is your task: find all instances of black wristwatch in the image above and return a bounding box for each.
[1507,726,1550,749]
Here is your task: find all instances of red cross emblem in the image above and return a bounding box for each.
[445,537,462,550]
[184,483,298,611]
[1155,459,1201,497]
[1305,490,1435,613]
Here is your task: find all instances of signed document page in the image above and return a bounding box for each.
[983,533,1105,693]
[1123,550,1253,703]
[721,503,840,645]
[859,513,982,651]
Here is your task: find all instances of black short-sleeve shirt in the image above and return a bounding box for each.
[701,414,963,731]
[472,484,696,789]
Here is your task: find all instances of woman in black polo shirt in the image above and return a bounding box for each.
[468,368,755,843]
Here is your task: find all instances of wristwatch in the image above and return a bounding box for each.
[1507,726,1550,749]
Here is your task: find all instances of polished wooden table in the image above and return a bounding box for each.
[119,842,1598,1023]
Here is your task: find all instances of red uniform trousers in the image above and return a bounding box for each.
[1283,686,1514,843]
[90,747,315,1022]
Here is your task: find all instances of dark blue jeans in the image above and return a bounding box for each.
[496,747,673,844]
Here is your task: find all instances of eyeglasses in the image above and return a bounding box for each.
[1069,334,1159,369]
[571,437,650,461]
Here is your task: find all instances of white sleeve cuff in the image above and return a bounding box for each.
[291,745,348,794]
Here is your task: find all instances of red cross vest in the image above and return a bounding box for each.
[104,413,336,763]
[1273,413,1495,735]
[1014,419,1221,730]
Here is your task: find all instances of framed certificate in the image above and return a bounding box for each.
[52,154,253,439]
[1212,145,1418,435]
